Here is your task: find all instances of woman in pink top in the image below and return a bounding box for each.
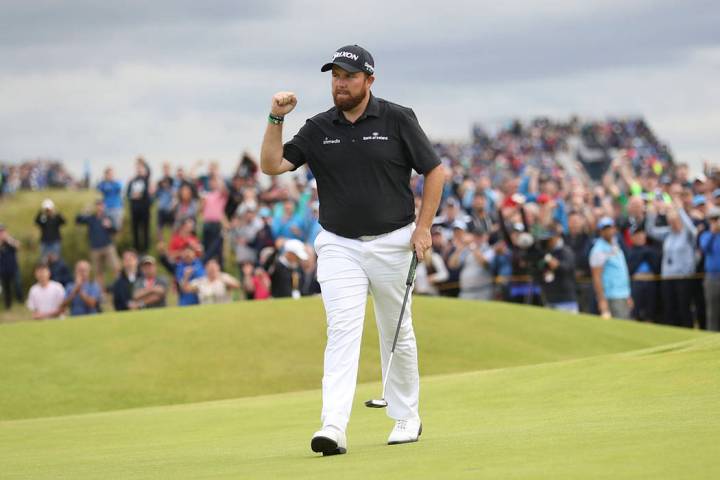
[241,261,271,300]
[200,175,229,268]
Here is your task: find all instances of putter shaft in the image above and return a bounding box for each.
[368,252,418,407]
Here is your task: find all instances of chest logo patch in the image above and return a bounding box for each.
[322,137,341,145]
[362,132,389,141]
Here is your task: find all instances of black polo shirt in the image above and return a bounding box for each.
[283,94,440,238]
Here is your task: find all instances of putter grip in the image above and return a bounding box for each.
[406,252,418,286]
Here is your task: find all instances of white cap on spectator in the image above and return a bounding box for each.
[284,239,309,261]
[451,220,467,231]
[41,198,55,210]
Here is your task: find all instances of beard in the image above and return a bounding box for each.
[332,88,367,111]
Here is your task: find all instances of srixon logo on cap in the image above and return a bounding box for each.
[333,51,359,61]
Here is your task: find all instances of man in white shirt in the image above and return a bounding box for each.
[187,258,240,304]
[26,263,65,320]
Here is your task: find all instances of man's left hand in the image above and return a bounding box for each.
[411,226,432,261]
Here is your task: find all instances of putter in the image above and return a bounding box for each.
[365,251,419,409]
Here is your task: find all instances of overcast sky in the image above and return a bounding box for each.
[1,0,719,179]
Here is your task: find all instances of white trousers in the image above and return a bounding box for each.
[314,223,420,432]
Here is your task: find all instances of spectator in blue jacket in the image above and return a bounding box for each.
[304,201,322,245]
[175,245,206,306]
[62,260,103,316]
[76,199,119,290]
[97,167,124,229]
[700,207,720,331]
[46,251,72,286]
[272,200,304,240]
[589,217,633,319]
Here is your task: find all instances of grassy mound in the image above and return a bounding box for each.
[0,297,704,420]
[1,334,718,479]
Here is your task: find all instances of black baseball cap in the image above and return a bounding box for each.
[321,45,375,75]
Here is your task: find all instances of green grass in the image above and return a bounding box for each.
[0,297,703,421]
[1,296,717,478]
[1,334,718,479]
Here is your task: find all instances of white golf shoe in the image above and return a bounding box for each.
[387,418,422,445]
[311,426,347,456]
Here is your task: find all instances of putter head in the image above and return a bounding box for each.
[365,398,388,408]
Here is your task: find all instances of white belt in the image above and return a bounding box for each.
[351,223,413,242]
[356,232,392,242]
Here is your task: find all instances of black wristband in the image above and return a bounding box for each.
[268,113,284,125]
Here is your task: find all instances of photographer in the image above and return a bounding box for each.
[497,198,542,305]
[535,225,579,312]
[35,198,66,260]
[447,225,495,301]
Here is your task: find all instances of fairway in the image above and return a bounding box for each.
[1,298,719,478]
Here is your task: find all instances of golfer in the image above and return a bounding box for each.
[260,44,444,455]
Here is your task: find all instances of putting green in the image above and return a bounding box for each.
[2,335,718,479]
[0,297,703,420]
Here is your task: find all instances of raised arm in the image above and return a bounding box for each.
[645,206,670,241]
[260,92,299,176]
[676,203,697,239]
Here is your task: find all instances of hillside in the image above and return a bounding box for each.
[0,297,704,421]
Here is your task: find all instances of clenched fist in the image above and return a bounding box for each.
[271,91,298,116]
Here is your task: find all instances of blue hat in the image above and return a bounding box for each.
[713,188,720,199]
[597,216,615,230]
[258,207,272,218]
[692,195,706,207]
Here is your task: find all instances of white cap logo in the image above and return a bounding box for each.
[333,51,359,61]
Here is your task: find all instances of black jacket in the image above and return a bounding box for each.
[565,232,592,277]
[627,245,662,276]
[49,258,72,286]
[112,271,138,311]
[35,211,66,243]
[540,244,577,304]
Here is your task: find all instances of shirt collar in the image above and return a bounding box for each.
[333,93,380,125]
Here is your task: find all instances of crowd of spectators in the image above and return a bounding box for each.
[0,159,75,195]
[1,118,719,331]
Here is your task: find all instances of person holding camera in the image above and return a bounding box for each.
[35,198,66,260]
[536,225,578,312]
[447,223,495,301]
